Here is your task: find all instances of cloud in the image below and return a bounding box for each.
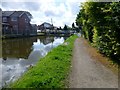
[2,2,24,10]
[1,0,85,27]
[70,2,80,15]
[2,0,86,2]
[43,2,66,17]
[44,10,56,17]
[23,2,40,11]
[2,2,40,11]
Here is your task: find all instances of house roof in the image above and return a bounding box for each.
[38,22,58,29]
[11,11,24,17]
[31,24,37,27]
[2,11,32,18]
[43,22,52,25]
[41,22,53,27]
[2,11,25,17]
[2,11,14,16]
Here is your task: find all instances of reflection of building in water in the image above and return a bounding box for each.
[2,36,65,60]
[40,36,54,45]
[2,37,37,59]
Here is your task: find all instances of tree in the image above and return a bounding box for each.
[76,2,120,62]
[63,24,68,30]
[72,22,75,29]
[59,27,62,30]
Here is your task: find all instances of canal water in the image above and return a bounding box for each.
[0,36,68,88]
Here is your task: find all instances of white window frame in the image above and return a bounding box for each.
[2,17,7,22]
[25,18,28,23]
[11,17,17,21]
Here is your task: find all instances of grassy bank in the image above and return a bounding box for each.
[9,35,78,88]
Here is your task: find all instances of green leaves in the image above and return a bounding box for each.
[76,2,120,62]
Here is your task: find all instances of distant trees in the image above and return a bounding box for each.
[57,26,62,30]
[63,24,68,30]
[59,27,62,30]
[76,2,120,62]
[58,25,72,30]
[72,22,80,33]
[72,23,75,29]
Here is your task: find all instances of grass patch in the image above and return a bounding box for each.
[9,35,78,88]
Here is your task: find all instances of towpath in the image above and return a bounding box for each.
[69,37,118,88]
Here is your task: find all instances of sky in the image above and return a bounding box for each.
[1,0,86,28]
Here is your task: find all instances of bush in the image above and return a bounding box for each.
[76,2,120,63]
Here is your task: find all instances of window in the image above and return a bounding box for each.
[25,18,28,23]
[11,17,17,21]
[5,26,8,30]
[2,17,7,22]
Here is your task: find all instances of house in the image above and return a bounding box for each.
[38,22,54,31]
[54,26,58,30]
[31,24,37,35]
[2,11,37,36]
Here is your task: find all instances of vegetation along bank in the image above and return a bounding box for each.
[76,2,120,65]
[9,35,78,88]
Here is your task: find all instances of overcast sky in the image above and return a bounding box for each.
[1,0,86,27]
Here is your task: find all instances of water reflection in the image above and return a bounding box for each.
[1,36,66,88]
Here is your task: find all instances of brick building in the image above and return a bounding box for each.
[2,11,37,36]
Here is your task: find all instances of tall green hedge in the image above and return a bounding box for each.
[76,2,120,63]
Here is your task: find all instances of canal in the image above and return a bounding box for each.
[0,36,68,88]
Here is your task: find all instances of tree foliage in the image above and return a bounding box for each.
[76,2,120,63]
[72,22,75,29]
[63,24,68,30]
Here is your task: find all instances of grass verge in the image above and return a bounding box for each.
[9,35,78,88]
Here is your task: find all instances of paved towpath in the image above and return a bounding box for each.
[69,37,118,88]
